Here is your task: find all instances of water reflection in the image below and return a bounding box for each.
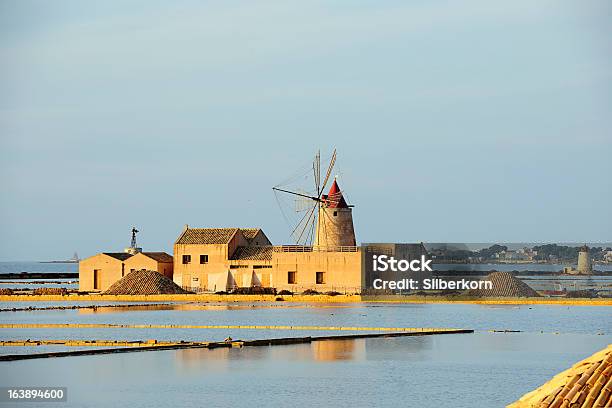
[312,339,366,361]
[174,336,431,367]
[78,305,177,314]
[76,303,315,314]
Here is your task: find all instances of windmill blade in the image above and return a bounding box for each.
[290,199,317,238]
[272,187,320,202]
[319,148,336,197]
[294,195,314,212]
[294,201,318,245]
[314,150,321,197]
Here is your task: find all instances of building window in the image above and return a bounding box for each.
[93,269,100,290]
[333,211,337,216]
[121,263,125,277]
[182,255,191,264]
[253,265,272,269]
[200,254,208,264]
[316,272,325,284]
[288,271,297,284]
[230,264,248,269]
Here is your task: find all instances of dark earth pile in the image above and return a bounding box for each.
[231,287,276,295]
[104,270,191,295]
[33,287,67,295]
[465,272,540,297]
[566,289,599,298]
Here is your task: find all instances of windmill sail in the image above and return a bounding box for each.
[273,149,355,248]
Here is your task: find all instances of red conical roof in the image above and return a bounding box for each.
[325,179,349,208]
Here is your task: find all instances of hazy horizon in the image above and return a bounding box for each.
[1,1,611,260]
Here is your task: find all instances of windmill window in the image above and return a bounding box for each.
[182,255,191,264]
[316,272,325,284]
[333,211,337,216]
[200,254,208,264]
[288,271,297,284]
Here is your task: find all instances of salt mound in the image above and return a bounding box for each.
[104,270,191,295]
[465,271,540,297]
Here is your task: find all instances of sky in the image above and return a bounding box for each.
[0,0,610,261]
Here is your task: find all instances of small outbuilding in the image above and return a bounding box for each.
[79,251,173,292]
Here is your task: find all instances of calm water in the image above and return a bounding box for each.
[0,262,77,274]
[0,261,610,407]
[0,302,610,407]
[1,333,609,408]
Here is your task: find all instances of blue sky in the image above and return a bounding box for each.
[0,1,610,260]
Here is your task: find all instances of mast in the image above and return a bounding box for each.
[130,227,139,248]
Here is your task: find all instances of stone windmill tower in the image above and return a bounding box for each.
[273,149,356,248]
[577,244,593,274]
[314,178,356,247]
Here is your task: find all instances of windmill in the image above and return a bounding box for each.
[273,149,356,248]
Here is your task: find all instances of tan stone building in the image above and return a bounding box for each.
[172,181,365,293]
[79,251,173,292]
[172,226,363,293]
[173,227,272,292]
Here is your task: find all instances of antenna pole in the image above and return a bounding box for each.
[131,227,139,248]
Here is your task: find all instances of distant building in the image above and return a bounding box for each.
[79,251,173,292]
[562,245,593,275]
[362,243,428,292]
[577,245,593,274]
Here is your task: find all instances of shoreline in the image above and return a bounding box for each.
[0,294,610,306]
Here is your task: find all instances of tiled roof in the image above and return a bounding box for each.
[231,246,273,261]
[324,179,349,208]
[103,253,133,261]
[141,252,173,263]
[175,228,239,245]
[509,345,612,408]
[241,228,261,240]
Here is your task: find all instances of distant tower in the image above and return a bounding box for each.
[124,227,142,255]
[314,179,356,248]
[577,244,593,274]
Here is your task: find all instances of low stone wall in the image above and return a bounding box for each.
[0,293,360,303]
[0,293,610,305]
